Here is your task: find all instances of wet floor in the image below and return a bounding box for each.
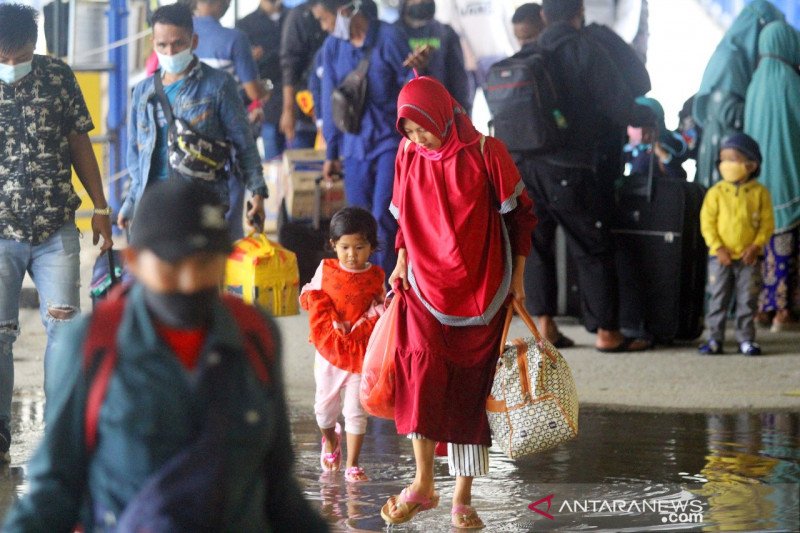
[289,409,799,532]
[1,400,798,532]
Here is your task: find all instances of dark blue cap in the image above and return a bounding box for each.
[721,133,763,165]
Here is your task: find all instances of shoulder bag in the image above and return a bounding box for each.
[331,47,372,134]
[154,74,231,181]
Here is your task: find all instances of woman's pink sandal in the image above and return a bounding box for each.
[380,487,440,524]
[451,504,485,529]
[344,466,369,483]
[320,423,342,471]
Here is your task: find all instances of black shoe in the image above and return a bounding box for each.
[0,423,10,463]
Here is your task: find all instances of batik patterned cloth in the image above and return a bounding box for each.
[0,55,93,245]
[759,228,800,313]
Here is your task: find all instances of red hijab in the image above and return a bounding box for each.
[396,76,481,161]
[391,77,519,325]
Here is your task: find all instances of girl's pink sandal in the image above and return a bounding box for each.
[320,423,342,471]
[344,466,369,483]
[451,504,485,529]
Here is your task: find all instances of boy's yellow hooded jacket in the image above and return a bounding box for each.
[700,178,775,258]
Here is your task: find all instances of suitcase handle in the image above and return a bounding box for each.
[645,149,655,203]
[107,249,119,286]
[313,176,323,231]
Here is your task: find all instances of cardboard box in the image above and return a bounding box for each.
[282,149,345,221]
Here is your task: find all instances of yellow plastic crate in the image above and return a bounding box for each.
[225,234,300,317]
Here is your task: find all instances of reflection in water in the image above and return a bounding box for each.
[694,413,800,532]
[0,403,797,531]
[291,411,799,532]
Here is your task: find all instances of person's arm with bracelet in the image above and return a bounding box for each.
[69,132,113,250]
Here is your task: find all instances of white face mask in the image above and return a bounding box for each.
[156,47,194,74]
[0,61,32,84]
[332,8,353,40]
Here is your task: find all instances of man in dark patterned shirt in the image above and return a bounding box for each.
[0,3,113,462]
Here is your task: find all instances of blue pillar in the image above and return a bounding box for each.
[107,0,128,228]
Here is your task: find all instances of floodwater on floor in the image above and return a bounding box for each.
[0,399,797,532]
[290,409,799,532]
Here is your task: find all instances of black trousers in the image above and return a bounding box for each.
[517,157,619,331]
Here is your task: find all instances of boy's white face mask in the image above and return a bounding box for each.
[719,161,750,183]
[0,61,32,84]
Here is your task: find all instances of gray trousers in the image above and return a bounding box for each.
[706,257,762,343]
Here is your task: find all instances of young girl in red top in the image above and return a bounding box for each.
[300,207,386,483]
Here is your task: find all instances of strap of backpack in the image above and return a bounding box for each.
[221,295,275,384]
[83,288,128,454]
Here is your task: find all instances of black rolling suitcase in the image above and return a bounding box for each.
[277,176,337,285]
[612,157,707,343]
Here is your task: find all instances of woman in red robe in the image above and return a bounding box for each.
[381,76,537,529]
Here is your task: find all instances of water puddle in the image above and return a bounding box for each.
[290,410,799,532]
[1,401,797,531]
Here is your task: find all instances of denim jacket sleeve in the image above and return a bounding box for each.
[3,319,91,532]
[217,74,268,197]
[122,83,145,220]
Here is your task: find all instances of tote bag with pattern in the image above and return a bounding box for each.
[487,300,579,458]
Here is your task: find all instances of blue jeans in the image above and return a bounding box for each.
[343,151,398,279]
[0,223,81,425]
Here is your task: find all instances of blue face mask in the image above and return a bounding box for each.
[0,61,32,84]
[156,48,194,74]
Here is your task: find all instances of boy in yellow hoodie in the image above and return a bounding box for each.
[699,133,774,356]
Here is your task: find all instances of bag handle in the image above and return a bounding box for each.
[498,299,543,356]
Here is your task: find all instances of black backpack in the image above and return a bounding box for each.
[485,50,567,153]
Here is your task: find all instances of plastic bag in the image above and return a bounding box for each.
[359,295,398,420]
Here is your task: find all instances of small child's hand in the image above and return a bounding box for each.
[716,246,732,266]
[742,244,760,266]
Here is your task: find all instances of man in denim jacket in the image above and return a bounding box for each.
[119,3,267,231]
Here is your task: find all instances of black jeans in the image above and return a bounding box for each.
[517,157,619,331]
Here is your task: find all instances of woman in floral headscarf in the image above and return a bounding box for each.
[745,21,800,330]
[381,76,537,529]
[693,0,784,187]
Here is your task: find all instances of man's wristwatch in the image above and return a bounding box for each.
[93,207,112,216]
